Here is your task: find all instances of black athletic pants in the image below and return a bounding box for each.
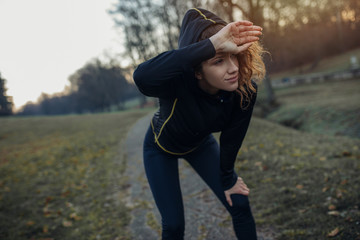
[143,126,257,240]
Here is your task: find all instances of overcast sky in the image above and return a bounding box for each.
[0,0,122,110]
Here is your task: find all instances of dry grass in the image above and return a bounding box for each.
[269,47,360,81]
[260,78,360,138]
[0,109,151,240]
[237,116,360,239]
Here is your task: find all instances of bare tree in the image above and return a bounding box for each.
[0,72,13,116]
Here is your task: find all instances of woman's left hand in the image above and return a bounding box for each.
[224,177,249,207]
[209,21,262,54]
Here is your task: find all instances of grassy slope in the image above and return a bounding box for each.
[258,78,360,139]
[253,64,360,239]
[0,109,150,240]
[237,117,360,240]
[269,47,360,81]
[1,84,359,240]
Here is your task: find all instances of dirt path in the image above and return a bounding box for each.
[123,114,275,240]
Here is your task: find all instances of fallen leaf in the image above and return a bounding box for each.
[61,190,71,198]
[262,178,273,183]
[70,212,82,221]
[328,204,337,210]
[26,221,35,226]
[275,140,284,147]
[45,196,53,205]
[319,156,327,161]
[327,211,340,216]
[299,209,307,214]
[322,186,329,192]
[62,220,72,227]
[43,225,49,233]
[43,205,52,217]
[327,227,340,237]
[342,151,351,157]
[43,211,51,218]
[255,162,264,171]
[292,152,301,157]
[340,180,348,185]
[336,189,343,199]
[296,184,304,190]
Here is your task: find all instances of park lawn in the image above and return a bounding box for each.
[236,117,360,239]
[0,109,151,240]
[249,78,360,239]
[269,46,360,81]
[1,78,359,240]
[258,78,360,139]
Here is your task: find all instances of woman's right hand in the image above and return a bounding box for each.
[224,177,250,207]
[209,21,262,54]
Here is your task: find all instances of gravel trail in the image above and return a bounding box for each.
[123,114,275,240]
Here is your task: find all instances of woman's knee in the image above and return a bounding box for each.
[229,194,253,219]
[231,194,250,209]
[162,218,185,240]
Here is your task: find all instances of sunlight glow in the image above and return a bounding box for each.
[0,0,121,110]
[342,10,356,22]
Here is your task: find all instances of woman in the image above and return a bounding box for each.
[133,8,265,240]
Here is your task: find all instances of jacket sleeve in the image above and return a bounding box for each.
[219,82,257,190]
[133,39,216,98]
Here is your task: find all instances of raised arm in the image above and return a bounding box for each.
[133,21,262,98]
[133,39,216,98]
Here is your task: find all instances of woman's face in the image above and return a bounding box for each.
[196,52,239,95]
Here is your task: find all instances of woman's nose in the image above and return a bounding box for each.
[228,58,239,73]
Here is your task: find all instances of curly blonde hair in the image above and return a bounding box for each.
[197,24,266,109]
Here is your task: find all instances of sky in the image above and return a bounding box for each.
[0,0,122,110]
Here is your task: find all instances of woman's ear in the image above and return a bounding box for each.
[195,71,203,80]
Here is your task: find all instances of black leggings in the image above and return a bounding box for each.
[143,126,257,240]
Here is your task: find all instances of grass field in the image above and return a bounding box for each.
[0,109,151,240]
[1,78,360,239]
[257,78,360,139]
[269,47,360,81]
[235,117,360,239]
[249,77,360,239]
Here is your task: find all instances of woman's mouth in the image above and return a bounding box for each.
[225,75,238,83]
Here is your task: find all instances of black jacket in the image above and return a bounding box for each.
[133,8,257,190]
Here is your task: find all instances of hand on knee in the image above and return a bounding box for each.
[224,177,250,206]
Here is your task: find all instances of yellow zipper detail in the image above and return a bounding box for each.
[192,8,217,24]
[150,98,198,155]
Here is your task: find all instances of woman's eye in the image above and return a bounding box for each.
[214,59,223,64]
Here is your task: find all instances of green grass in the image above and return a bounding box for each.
[1,78,359,240]
[0,109,151,240]
[258,78,360,138]
[269,47,360,81]
[248,77,360,239]
[236,117,360,239]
